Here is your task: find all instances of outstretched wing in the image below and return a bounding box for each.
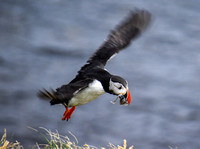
[81,9,151,71]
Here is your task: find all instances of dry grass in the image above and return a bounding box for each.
[1,128,134,149]
[0,129,23,149]
[108,140,133,149]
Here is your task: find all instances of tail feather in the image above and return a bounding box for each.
[37,89,61,105]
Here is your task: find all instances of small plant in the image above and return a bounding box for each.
[108,139,133,149]
[0,129,23,149]
[29,127,82,149]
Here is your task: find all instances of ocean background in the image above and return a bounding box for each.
[0,0,200,148]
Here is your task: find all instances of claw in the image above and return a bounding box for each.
[62,106,76,121]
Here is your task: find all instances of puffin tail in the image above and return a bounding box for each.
[37,89,61,105]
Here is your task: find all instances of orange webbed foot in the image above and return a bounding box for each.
[62,106,76,121]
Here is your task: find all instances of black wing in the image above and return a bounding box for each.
[38,78,93,105]
[80,9,151,72]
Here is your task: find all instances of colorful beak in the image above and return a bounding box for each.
[118,89,131,105]
[126,89,131,104]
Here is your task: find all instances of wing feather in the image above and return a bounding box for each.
[85,9,151,68]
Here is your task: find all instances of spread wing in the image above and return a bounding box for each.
[80,9,151,72]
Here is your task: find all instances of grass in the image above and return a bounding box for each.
[0,129,23,149]
[0,127,134,149]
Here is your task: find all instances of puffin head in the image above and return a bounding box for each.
[109,75,131,105]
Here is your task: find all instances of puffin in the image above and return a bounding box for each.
[38,9,151,121]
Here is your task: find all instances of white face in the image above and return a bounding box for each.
[109,79,127,95]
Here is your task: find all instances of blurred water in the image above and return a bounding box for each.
[0,0,200,148]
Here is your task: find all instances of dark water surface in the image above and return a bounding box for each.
[0,0,200,148]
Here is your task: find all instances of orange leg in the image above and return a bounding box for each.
[62,106,76,121]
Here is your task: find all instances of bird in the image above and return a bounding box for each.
[38,9,151,121]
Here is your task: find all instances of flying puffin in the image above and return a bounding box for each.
[38,9,151,121]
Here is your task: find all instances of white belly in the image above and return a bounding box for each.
[68,80,105,106]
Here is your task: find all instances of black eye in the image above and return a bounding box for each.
[118,86,122,89]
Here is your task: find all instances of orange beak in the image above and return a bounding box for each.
[126,89,131,104]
